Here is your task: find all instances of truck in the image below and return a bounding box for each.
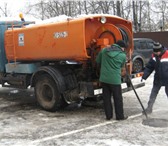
[0,14,144,111]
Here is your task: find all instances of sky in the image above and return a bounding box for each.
[1,0,26,16]
[0,0,40,21]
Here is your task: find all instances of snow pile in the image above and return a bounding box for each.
[35,15,72,24]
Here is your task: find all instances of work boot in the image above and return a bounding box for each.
[106,117,112,120]
[116,116,128,121]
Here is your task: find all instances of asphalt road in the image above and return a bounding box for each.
[0,74,168,146]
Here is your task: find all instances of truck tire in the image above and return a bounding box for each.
[35,74,63,112]
[132,59,143,73]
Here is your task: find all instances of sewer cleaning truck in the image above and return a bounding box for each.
[0,14,144,111]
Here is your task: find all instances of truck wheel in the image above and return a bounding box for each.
[35,74,62,112]
[133,59,143,73]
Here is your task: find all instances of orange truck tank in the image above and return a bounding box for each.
[5,15,133,62]
[0,14,145,112]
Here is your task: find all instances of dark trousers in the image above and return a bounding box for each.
[147,83,168,109]
[102,82,124,120]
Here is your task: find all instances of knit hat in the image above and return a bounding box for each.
[116,40,127,48]
[153,42,163,52]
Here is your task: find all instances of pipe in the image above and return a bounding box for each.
[125,64,148,119]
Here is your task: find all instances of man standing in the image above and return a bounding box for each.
[96,40,128,120]
[142,42,168,114]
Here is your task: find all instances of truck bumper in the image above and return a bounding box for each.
[93,82,145,96]
[122,82,145,93]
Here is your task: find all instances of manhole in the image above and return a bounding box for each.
[142,118,168,128]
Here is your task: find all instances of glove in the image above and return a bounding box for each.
[141,78,144,82]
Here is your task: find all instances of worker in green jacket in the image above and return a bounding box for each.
[96,40,128,120]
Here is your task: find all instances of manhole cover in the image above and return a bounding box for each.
[142,118,168,127]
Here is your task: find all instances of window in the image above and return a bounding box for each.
[134,41,140,50]
[147,42,154,49]
[140,41,148,50]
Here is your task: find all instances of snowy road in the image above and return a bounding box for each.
[0,73,168,146]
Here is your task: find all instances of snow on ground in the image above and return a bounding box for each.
[0,73,168,146]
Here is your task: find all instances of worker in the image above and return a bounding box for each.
[142,42,168,114]
[96,40,128,120]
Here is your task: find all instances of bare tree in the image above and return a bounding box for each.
[97,1,114,14]
[116,1,121,17]
[23,0,166,32]
[151,0,168,31]
[25,0,117,19]
[141,1,153,31]
[132,1,138,32]
[0,3,9,17]
[121,1,131,20]
[131,1,152,32]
